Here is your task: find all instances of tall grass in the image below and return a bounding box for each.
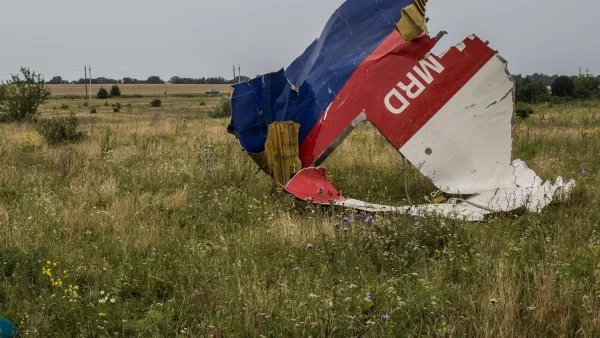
[0,99,598,336]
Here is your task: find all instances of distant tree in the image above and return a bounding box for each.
[109,85,121,97]
[551,76,575,97]
[146,76,164,84]
[97,87,109,99]
[48,76,67,84]
[574,76,599,99]
[515,78,549,103]
[122,77,140,84]
[0,67,51,122]
[0,85,5,102]
[150,99,162,107]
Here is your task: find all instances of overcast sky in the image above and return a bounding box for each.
[0,0,597,81]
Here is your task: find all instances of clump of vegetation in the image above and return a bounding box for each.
[113,102,122,113]
[90,107,97,114]
[110,85,121,97]
[36,113,85,144]
[208,97,232,118]
[515,105,534,119]
[199,101,206,106]
[150,99,162,107]
[0,67,51,122]
[99,126,116,156]
[60,103,69,110]
[97,87,109,99]
[551,76,575,97]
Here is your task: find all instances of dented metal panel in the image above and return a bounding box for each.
[229,0,575,221]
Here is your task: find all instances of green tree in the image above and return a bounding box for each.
[0,67,51,122]
[48,76,66,84]
[146,76,164,84]
[515,78,549,103]
[574,76,599,99]
[97,87,109,99]
[109,85,121,97]
[551,76,575,97]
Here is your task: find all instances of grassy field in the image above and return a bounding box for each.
[0,96,599,337]
[47,84,233,97]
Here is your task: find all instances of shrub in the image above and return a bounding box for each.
[36,114,85,144]
[0,67,51,121]
[110,85,121,97]
[60,103,69,110]
[90,107,97,114]
[574,76,599,99]
[113,102,122,113]
[515,106,534,119]
[97,87,109,99]
[551,76,575,97]
[150,99,162,107]
[208,98,232,118]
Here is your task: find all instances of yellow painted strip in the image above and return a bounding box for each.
[396,2,428,42]
[249,121,302,188]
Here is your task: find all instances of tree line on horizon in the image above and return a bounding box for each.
[514,73,600,103]
[46,75,252,85]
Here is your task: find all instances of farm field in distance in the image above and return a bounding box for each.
[47,84,233,97]
[0,94,599,336]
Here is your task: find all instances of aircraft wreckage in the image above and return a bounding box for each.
[227,0,575,221]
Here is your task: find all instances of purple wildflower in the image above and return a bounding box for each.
[381,314,390,320]
[582,169,588,175]
[364,292,373,302]
[193,289,200,295]
[342,216,352,223]
[342,226,349,232]
[364,215,375,223]
[306,242,313,249]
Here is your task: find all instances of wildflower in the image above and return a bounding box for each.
[110,298,116,303]
[342,216,352,223]
[100,291,105,295]
[582,169,588,175]
[381,314,391,320]
[414,220,421,227]
[292,266,300,271]
[194,289,200,295]
[364,215,374,223]
[412,245,418,251]
[364,292,373,302]
[306,242,313,249]
[342,226,349,232]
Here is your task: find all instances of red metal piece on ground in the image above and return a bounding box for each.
[285,168,347,204]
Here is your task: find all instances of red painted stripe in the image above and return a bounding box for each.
[299,34,496,167]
